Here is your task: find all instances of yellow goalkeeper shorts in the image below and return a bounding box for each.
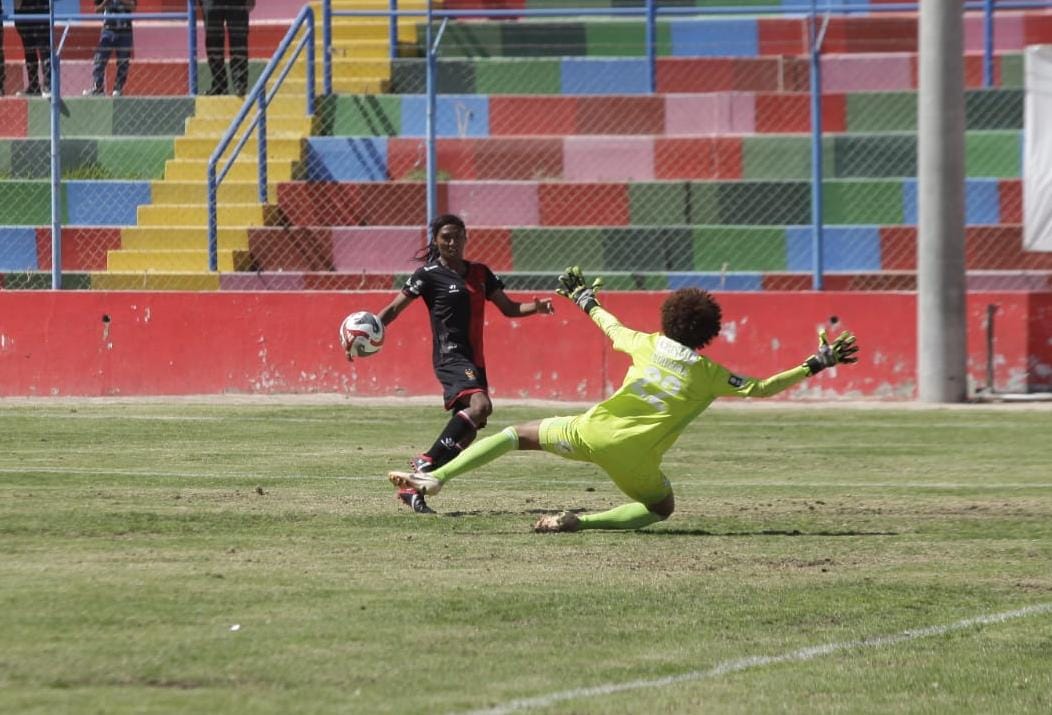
[538,415,672,506]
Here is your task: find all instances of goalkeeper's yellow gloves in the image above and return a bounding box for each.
[556,266,604,314]
[805,329,860,375]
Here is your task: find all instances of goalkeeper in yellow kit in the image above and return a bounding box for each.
[389,267,859,532]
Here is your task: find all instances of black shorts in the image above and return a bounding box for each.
[435,357,488,410]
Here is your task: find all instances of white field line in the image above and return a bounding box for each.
[459,603,1052,715]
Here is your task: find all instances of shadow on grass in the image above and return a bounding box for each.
[642,528,899,537]
[437,509,898,537]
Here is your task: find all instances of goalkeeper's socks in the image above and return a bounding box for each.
[577,502,664,531]
[430,427,519,484]
[425,410,478,468]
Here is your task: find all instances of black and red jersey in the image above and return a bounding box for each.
[402,260,504,369]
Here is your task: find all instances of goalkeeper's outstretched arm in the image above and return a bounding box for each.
[720,329,860,399]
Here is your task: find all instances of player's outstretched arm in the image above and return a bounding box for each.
[721,328,860,398]
[490,289,554,317]
[555,266,604,314]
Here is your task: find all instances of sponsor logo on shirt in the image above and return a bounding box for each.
[448,284,460,293]
[728,374,745,387]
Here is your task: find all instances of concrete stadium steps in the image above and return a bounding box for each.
[383,52,1024,96]
[240,223,1052,278]
[410,10,1052,57]
[106,248,251,272]
[0,53,1021,101]
[149,181,276,205]
[282,77,390,94]
[119,227,249,251]
[161,159,297,182]
[303,130,1022,183]
[0,58,374,98]
[104,95,313,277]
[304,0,425,92]
[136,203,272,227]
[89,272,222,291]
[312,87,1022,139]
[0,96,198,139]
[273,178,1022,230]
[28,227,122,272]
[172,136,304,161]
[0,180,151,227]
[185,115,314,138]
[0,138,173,180]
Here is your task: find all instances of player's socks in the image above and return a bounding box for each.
[577,502,663,531]
[424,410,478,468]
[430,426,518,483]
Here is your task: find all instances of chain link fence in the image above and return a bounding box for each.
[1,4,1048,291]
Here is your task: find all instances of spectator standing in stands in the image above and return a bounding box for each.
[14,0,51,97]
[198,0,254,96]
[85,0,135,97]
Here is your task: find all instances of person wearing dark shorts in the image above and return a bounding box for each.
[363,213,555,514]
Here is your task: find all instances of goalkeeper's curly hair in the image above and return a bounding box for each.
[661,288,722,350]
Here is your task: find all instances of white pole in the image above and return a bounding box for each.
[917,0,968,402]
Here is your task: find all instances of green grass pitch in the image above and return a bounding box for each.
[2,398,1051,714]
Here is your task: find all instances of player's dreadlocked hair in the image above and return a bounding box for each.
[661,288,722,350]
[413,213,467,263]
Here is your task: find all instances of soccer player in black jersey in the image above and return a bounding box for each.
[372,214,554,514]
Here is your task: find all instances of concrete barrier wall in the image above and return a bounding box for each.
[0,291,1047,398]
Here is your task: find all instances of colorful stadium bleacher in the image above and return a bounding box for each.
[1,1,1051,290]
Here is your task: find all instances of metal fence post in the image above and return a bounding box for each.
[389,0,398,62]
[50,5,62,290]
[809,3,826,291]
[323,0,333,96]
[982,0,994,88]
[188,0,198,95]
[425,1,436,226]
[645,0,657,94]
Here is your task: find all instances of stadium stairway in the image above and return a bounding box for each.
[94,94,308,289]
[83,0,426,289]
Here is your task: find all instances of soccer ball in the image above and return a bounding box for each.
[340,311,384,358]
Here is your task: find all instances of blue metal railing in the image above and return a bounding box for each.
[206,5,316,272]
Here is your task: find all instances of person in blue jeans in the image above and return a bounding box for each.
[85,0,135,97]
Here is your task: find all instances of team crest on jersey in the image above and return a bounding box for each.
[728,374,745,387]
[465,368,476,381]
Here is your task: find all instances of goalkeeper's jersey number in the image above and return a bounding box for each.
[628,366,683,412]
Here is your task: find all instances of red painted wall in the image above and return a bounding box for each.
[0,291,1047,398]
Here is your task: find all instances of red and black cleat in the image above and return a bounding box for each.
[409,454,435,473]
[397,488,435,514]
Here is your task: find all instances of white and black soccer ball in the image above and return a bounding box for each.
[340,311,384,358]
